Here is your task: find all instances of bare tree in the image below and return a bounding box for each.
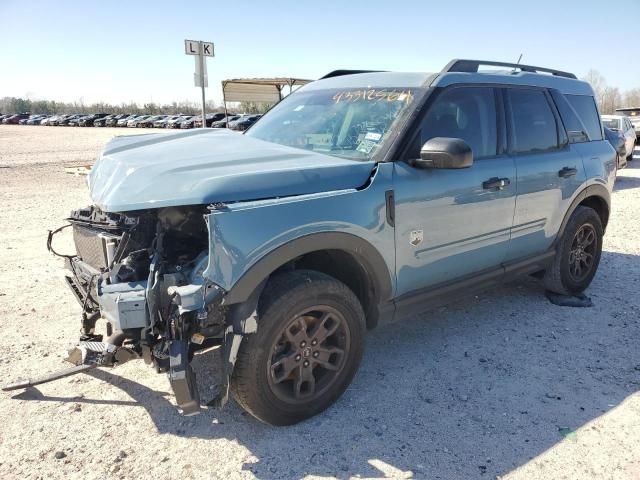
[623,88,640,108]
[600,86,621,114]
[582,69,606,104]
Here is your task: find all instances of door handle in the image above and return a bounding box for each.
[482,177,510,190]
[558,166,578,178]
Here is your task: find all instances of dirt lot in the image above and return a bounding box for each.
[0,125,638,480]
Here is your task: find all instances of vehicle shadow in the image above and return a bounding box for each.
[13,250,640,479]
[614,174,640,191]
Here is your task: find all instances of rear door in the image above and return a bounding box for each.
[503,87,586,262]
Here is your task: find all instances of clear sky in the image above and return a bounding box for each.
[1,0,638,106]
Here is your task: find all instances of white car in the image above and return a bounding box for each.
[602,115,636,161]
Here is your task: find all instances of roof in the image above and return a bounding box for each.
[308,59,592,96]
[301,72,435,91]
[222,77,311,103]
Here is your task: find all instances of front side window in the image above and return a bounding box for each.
[246,86,422,161]
[417,86,498,159]
[508,89,559,154]
[566,95,603,141]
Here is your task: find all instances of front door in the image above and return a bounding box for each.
[393,86,516,297]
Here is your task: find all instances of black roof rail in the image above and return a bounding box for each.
[320,69,385,79]
[441,59,577,80]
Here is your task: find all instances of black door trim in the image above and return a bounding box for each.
[381,250,555,325]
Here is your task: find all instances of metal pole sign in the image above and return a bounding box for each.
[184,39,214,128]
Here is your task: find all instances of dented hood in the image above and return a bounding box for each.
[88,129,375,212]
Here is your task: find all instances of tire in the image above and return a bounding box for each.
[231,270,366,426]
[543,206,603,295]
[628,141,636,161]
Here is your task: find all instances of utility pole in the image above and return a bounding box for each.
[198,42,206,128]
[184,39,214,128]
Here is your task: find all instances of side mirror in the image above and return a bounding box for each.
[413,137,473,169]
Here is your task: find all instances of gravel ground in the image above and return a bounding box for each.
[0,125,638,480]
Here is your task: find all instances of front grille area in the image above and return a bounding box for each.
[72,225,119,271]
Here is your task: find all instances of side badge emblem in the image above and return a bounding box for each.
[410,230,423,246]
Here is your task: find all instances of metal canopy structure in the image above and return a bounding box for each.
[221,77,312,105]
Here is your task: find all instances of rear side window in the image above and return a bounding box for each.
[418,86,498,159]
[507,89,559,154]
[549,90,589,143]
[566,95,603,141]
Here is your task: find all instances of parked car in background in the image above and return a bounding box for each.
[604,126,627,170]
[153,115,179,128]
[180,116,198,129]
[2,113,30,124]
[78,113,109,127]
[615,107,640,139]
[117,115,137,127]
[166,115,192,128]
[19,114,44,125]
[602,115,636,161]
[110,114,133,127]
[137,115,169,128]
[58,114,84,126]
[68,115,89,127]
[41,114,63,126]
[94,114,118,127]
[26,115,49,125]
[192,113,227,128]
[127,115,151,127]
[135,115,167,128]
[210,115,241,128]
[229,114,262,131]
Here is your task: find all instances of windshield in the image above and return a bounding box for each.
[246,86,420,160]
[602,118,621,130]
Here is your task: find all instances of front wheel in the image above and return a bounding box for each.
[231,270,365,425]
[544,206,603,295]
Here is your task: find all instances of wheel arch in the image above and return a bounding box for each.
[556,184,611,243]
[223,232,393,329]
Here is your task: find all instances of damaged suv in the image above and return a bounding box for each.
[7,60,615,425]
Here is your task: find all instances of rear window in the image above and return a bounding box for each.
[566,95,603,141]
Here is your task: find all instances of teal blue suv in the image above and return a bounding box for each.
[34,59,615,425]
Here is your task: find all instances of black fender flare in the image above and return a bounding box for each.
[223,232,393,307]
[554,184,611,245]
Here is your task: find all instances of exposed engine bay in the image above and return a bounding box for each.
[40,204,238,415]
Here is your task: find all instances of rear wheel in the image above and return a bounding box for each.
[628,141,636,161]
[544,206,603,295]
[231,270,365,425]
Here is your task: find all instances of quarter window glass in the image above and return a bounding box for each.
[420,87,497,159]
[508,89,558,153]
[566,95,603,141]
[550,90,588,143]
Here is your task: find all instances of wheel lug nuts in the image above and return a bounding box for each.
[311,339,317,346]
[300,341,306,347]
[295,354,301,361]
[303,360,310,367]
[313,351,319,358]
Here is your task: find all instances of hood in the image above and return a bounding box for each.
[88,129,375,212]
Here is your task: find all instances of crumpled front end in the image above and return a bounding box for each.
[50,204,239,416]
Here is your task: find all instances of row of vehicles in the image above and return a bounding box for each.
[0,112,263,131]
